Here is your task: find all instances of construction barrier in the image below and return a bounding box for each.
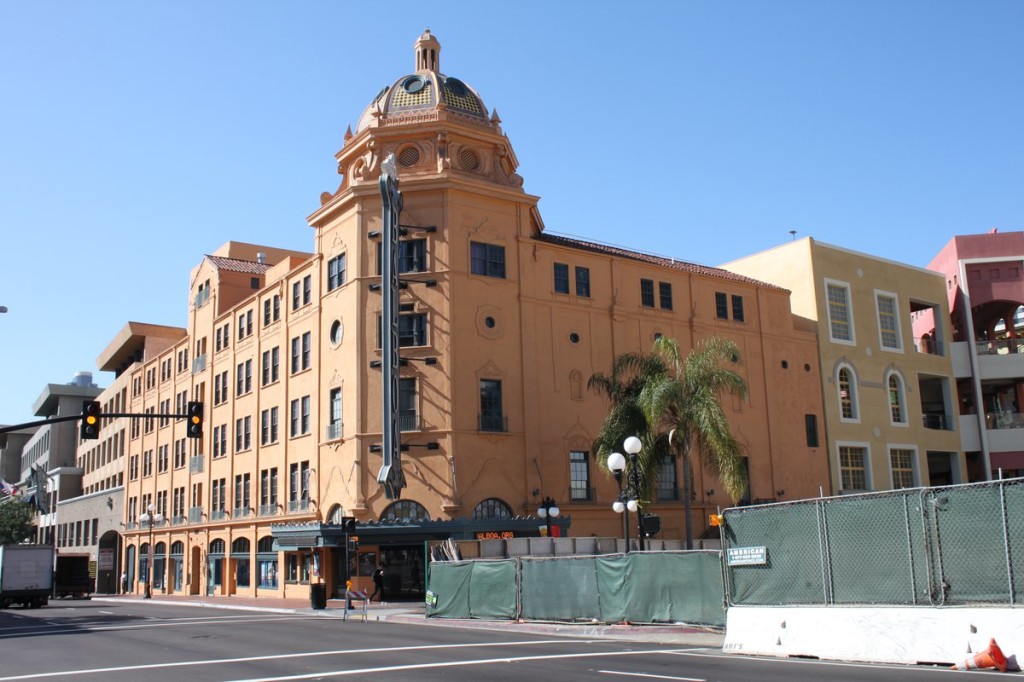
[427,551,725,626]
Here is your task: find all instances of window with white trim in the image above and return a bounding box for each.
[888,373,907,425]
[876,292,902,351]
[889,447,916,489]
[826,280,854,343]
[837,365,859,421]
[839,444,869,490]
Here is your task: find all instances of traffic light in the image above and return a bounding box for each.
[186,401,204,439]
[81,400,101,440]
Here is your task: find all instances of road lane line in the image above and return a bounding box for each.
[598,671,705,682]
[226,649,698,682]
[0,639,597,680]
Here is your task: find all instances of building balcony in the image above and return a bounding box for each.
[233,507,252,519]
[922,413,954,431]
[398,413,419,432]
[194,288,210,308]
[188,507,203,524]
[478,414,508,433]
[288,499,311,513]
[210,509,227,521]
[192,354,207,374]
[325,421,343,441]
[259,504,278,517]
[171,515,186,526]
[189,454,204,474]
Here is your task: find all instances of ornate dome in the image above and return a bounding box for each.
[356,30,490,133]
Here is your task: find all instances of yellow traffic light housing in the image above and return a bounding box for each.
[186,401,204,439]
[81,400,101,440]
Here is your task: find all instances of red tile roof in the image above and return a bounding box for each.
[534,233,786,290]
[206,255,274,275]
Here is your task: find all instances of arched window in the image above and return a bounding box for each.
[232,537,250,554]
[170,541,184,556]
[257,536,275,553]
[209,539,226,555]
[380,500,430,523]
[838,366,858,421]
[888,373,907,424]
[473,498,512,519]
[327,505,344,524]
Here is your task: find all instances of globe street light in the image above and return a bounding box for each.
[536,497,560,537]
[138,503,163,599]
[608,436,646,552]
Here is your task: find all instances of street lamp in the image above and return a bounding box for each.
[536,497,560,537]
[607,436,645,552]
[138,503,163,599]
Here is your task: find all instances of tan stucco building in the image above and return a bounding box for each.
[723,238,964,493]
[76,32,830,601]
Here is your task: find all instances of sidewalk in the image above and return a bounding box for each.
[88,594,725,647]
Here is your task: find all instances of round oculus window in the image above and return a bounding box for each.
[402,76,426,94]
[445,77,468,97]
[397,145,420,167]
[330,320,344,347]
[569,333,580,344]
[484,316,496,329]
[459,147,481,172]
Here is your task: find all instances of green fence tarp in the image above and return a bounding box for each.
[425,560,517,619]
[597,552,725,625]
[521,556,602,621]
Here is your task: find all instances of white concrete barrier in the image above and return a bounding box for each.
[725,606,1023,668]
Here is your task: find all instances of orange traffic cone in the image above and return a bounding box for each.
[951,638,1008,672]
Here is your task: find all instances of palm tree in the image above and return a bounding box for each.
[644,336,748,548]
[588,351,670,503]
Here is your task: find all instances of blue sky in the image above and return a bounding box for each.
[1,1,1021,424]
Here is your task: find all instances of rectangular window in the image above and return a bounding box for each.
[262,347,279,385]
[261,407,279,445]
[400,313,427,347]
[805,414,819,448]
[715,292,729,319]
[659,282,673,310]
[732,295,744,322]
[235,473,251,512]
[399,378,417,431]
[575,266,591,298]
[470,241,506,278]
[329,388,342,437]
[479,379,505,432]
[260,467,279,508]
[839,445,868,490]
[301,331,311,370]
[640,279,655,308]
[656,456,678,500]
[292,281,301,310]
[553,263,570,294]
[826,281,854,342]
[291,336,301,374]
[236,359,252,395]
[302,275,311,306]
[890,448,915,489]
[569,450,591,501]
[876,293,901,350]
[290,397,310,437]
[327,254,347,291]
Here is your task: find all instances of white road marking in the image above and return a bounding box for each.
[664,650,956,674]
[0,639,597,680]
[599,671,705,682]
[226,649,698,682]
[0,614,319,637]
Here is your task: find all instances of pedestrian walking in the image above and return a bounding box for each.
[120,571,128,594]
[370,565,385,602]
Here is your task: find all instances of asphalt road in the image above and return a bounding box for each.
[0,601,961,681]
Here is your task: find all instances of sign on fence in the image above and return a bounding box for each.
[727,546,767,566]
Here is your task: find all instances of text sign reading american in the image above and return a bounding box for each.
[727,546,767,566]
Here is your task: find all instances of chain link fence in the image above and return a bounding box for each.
[723,477,1024,607]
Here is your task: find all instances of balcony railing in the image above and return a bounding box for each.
[124,521,137,531]
[913,336,945,356]
[478,414,508,433]
[192,354,207,374]
[259,504,278,517]
[210,509,227,521]
[922,413,953,430]
[288,499,311,513]
[194,288,210,308]
[975,339,1024,356]
[171,515,186,526]
[986,412,1024,430]
[398,413,420,432]
[233,507,252,519]
[188,507,203,524]
[189,454,204,474]
[569,485,596,502]
[325,421,343,441]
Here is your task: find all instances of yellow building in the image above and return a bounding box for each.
[723,238,964,493]
[85,32,829,601]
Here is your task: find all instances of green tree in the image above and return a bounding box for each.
[0,498,35,545]
[644,336,748,548]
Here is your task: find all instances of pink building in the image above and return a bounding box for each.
[925,230,1024,478]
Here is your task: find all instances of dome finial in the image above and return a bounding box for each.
[414,29,441,72]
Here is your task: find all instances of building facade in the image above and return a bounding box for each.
[925,230,1024,479]
[723,238,964,493]
[102,32,829,601]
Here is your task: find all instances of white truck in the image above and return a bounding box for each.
[0,544,53,608]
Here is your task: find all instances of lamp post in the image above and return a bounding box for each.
[608,436,646,552]
[536,497,560,537]
[138,503,163,599]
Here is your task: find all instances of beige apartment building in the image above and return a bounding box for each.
[84,31,831,601]
[723,238,964,493]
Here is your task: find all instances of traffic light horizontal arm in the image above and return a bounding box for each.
[0,412,199,435]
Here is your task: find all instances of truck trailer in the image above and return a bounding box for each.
[0,544,54,608]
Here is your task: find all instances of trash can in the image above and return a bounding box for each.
[310,583,327,610]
